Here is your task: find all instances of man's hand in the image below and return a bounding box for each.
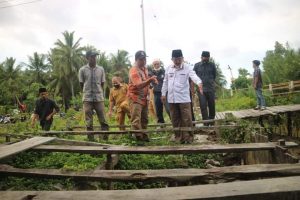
[46,115,52,121]
[150,76,158,84]
[31,121,36,128]
[108,111,113,118]
[198,83,203,95]
[31,114,37,128]
[161,96,166,103]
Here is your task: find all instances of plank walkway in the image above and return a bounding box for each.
[215,104,300,120]
[0,137,55,160]
[31,142,298,154]
[1,176,300,200]
[1,164,300,182]
[66,104,300,129]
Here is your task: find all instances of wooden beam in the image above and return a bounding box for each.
[31,142,298,155]
[53,138,111,146]
[0,137,55,160]
[1,164,300,183]
[1,176,300,200]
[71,119,224,129]
[18,125,240,136]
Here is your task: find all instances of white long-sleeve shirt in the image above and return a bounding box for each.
[161,63,202,103]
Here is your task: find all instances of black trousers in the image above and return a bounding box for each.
[198,91,215,122]
[40,120,52,131]
[154,92,170,123]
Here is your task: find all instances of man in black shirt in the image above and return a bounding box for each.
[149,59,170,123]
[31,88,60,131]
[194,51,216,125]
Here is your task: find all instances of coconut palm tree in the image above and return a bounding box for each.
[110,50,131,83]
[52,31,84,100]
[0,57,20,83]
[0,57,22,104]
[23,52,50,85]
[49,31,84,110]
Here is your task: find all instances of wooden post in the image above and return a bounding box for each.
[269,83,273,94]
[289,81,294,92]
[277,139,286,146]
[5,135,10,143]
[287,112,292,137]
[105,154,113,190]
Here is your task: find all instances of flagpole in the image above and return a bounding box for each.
[141,0,146,51]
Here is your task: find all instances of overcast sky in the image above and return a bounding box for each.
[0,0,299,85]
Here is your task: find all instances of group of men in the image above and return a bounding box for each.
[31,49,265,144]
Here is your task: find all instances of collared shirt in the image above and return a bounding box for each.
[109,84,129,112]
[78,64,106,102]
[34,98,60,121]
[162,63,202,103]
[194,61,216,92]
[127,66,149,106]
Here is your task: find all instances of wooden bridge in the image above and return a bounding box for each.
[0,135,299,200]
[215,104,300,120]
[0,104,300,199]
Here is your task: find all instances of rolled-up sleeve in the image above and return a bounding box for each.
[161,67,168,96]
[101,68,106,83]
[189,65,202,85]
[78,68,84,83]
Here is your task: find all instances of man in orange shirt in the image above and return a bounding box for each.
[128,51,157,141]
[108,76,130,130]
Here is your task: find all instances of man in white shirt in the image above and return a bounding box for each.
[161,49,203,143]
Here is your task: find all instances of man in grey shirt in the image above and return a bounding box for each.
[79,50,109,140]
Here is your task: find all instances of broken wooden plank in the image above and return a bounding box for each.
[31,142,298,155]
[1,176,300,200]
[0,137,55,160]
[1,164,300,183]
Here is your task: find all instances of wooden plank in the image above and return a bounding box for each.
[70,119,224,129]
[53,138,111,146]
[1,164,300,182]
[270,106,291,113]
[19,126,238,136]
[0,137,55,160]
[1,176,300,200]
[32,142,298,154]
[234,110,252,118]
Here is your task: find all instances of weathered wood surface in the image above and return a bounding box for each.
[0,137,55,160]
[1,176,300,200]
[18,125,238,136]
[70,119,222,129]
[217,104,300,120]
[1,164,300,183]
[32,142,298,154]
[52,138,112,146]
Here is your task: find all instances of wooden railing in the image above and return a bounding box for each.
[263,80,300,96]
[229,80,300,97]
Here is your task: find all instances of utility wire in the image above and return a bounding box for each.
[0,0,41,9]
[0,0,22,4]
